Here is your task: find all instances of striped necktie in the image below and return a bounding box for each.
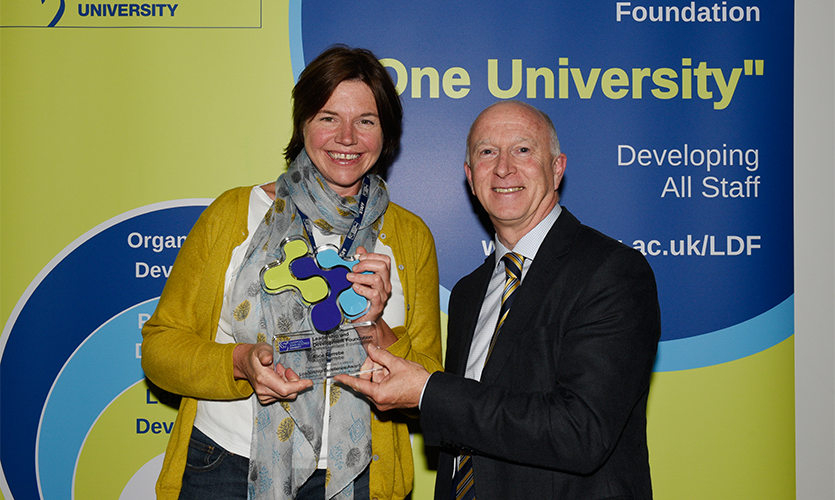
[486,252,525,361]
[452,252,525,500]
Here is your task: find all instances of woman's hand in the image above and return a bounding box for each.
[348,246,392,323]
[233,342,313,405]
[347,246,398,348]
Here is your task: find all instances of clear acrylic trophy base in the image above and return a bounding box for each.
[272,321,376,381]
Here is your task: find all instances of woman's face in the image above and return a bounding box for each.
[303,80,383,197]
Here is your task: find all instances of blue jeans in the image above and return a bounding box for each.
[179,426,370,499]
[295,468,370,500]
[179,427,248,500]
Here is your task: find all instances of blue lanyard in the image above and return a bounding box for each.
[296,175,372,258]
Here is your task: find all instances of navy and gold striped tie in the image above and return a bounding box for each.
[453,252,525,500]
[486,252,525,361]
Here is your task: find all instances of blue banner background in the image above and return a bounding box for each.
[298,0,793,356]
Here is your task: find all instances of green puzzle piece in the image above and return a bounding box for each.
[260,238,328,303]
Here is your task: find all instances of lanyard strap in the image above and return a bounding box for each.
[297,175,372,258]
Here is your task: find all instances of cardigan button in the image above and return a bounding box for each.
[372,454,379,461]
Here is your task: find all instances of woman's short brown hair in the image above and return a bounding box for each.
[284,45,403,176]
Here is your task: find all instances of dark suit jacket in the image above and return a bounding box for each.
[421,208,661,500]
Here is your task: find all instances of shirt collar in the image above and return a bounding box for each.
[493,204,562,267]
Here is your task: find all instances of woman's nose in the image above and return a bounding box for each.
[335,122,356,145]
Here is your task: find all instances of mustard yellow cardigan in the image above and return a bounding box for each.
[141,186,443,500]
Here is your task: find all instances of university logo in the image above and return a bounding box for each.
[39,0,65,27]
[2,1,262,28]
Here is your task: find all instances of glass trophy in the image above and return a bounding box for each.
[260,237,376,380]
[271,321,377,380]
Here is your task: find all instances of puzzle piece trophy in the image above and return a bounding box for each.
[259,237,376,380]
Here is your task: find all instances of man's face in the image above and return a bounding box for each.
[465,102,566,245]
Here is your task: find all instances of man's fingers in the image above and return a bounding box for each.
[366,345,397,366]
[334,373,376,397]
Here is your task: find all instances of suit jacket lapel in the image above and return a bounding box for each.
[480,209,581,385]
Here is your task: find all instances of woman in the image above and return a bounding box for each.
[141,46,443,500]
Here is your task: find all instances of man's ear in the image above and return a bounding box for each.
[553,153,567,190]
[464,162,475,194]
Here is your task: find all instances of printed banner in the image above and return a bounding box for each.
[1,202,209,499]
[297,1,793,363]
[0,1,795,498]
[296,1,795,497]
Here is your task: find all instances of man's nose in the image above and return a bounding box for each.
[495,152,514,176]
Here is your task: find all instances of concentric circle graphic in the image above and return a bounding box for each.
[1,201,209,499]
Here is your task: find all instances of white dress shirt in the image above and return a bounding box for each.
[464,204,562,381]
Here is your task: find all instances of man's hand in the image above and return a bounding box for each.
[233,342,313,405]
[334,346,430,411]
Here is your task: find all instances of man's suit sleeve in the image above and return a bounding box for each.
[420,243,660,475]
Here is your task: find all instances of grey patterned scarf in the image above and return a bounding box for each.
[229,150,388,499]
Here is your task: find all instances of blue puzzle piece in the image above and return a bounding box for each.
[290,257,346,333]
[315,247,370,320]
[262,240,371,334]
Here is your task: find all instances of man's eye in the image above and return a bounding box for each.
[480,149,493,155]
[518,147,530,153]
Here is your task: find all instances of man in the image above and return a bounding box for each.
[336,101,661,499]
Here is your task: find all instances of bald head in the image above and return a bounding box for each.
[466,101,561,165]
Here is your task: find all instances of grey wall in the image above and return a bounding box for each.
[795,1,835,498]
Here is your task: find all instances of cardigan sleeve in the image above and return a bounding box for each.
[141,188,254,401]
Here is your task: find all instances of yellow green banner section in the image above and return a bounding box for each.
[64,336,797,498]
